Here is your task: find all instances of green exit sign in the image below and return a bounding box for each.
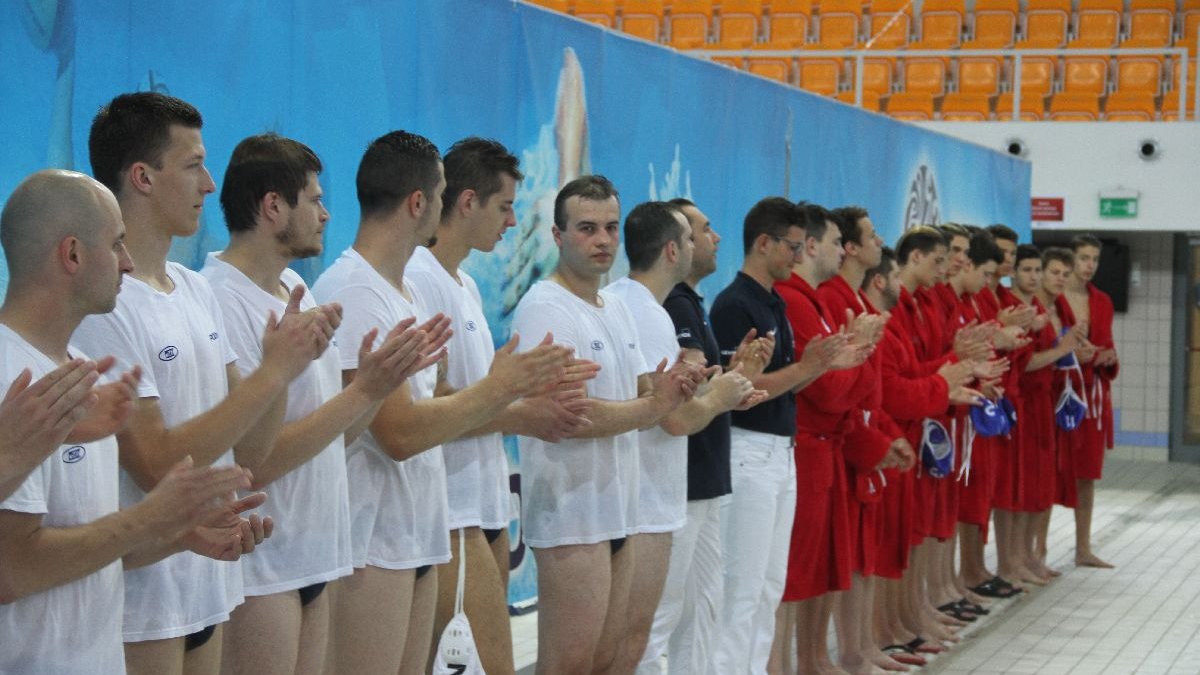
[1100,197,1138,218]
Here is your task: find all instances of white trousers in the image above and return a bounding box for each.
[635,496,724,675]
[709,428,797,675]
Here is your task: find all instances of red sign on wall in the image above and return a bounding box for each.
[1032,197,1064,221]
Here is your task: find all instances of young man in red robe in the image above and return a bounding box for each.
[774,202,887,675]
[1060,235,1120,568]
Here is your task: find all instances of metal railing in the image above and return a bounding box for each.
[692,37,1200,121]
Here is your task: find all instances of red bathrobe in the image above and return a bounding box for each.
[1017,297,1059,513]
[777,273,880,600]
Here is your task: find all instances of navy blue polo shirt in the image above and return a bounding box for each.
[710,271,797,438]
[664,281,732,501]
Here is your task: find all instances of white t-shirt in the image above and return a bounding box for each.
[0,326,126,675]
[200,254,353,595]
[605,277,688,533]
[311,248,450,570]
[406,246,510,530]
[72,262,243,641]
[511,280,646,548]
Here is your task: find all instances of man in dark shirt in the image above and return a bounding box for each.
[706,197,864,674]
[638,198,773,674]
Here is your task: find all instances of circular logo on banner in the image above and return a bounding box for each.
[903,165,941,231]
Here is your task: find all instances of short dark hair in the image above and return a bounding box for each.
[219,134,322,234]
[1042,246,1075,269]
[1015,243,1042,266]
[668,197,696,208]
[863,246,897,290]
[356,130,442,220]
[1071,234,1103,251]
[831,205,870,247]
[896,226,946,265]
[441,137,522,221]
[987,223,1019,244]
[797,201,835,242]
[966,231,1003,266]
[554,175,619,230]
[742,197,800,253]
[937,222,969,243]
[624,201,686,272]
[89,92,203,194]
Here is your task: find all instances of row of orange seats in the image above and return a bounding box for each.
[716,50,1197,98]
[876,89,1194,119]
[529,0,1200,53]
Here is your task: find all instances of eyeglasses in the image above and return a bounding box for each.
[771,235,804,254]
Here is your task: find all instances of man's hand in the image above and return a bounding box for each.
[972,357,1010,381]
[261,286,340,381]
[489,333,573,399]
[729,328,775,380]
[2,360,100,468]
[137,457,254,543]
[949,386,985,406]
[877,437,916,471]
[706,364,755,412]
[991,324,1031,352]
[797,332,852,373]
[66,358,141,444]
[648,358,705,413]
[937,360,974,390]
[998,305,1035,330]
[847,310,888,348]
[1095,347,1118,367]
[1075,339,1099,364]
[953,325,993,362]
[349,319,430,400]
[181,492,275,561]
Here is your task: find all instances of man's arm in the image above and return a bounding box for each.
[0,459,250,604]
[0,362,99,501]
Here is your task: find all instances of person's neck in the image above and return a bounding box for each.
[0,288,83,362]
[552,264,603,305]
[864,289,889,313]
[119,197,175,291]
[793,261,820,289]
[1066,275,1088,294]
[1012,286,1035,304]
[683,270,708,292]
[899,268,919,294]
[353,219,418,290]
[628,267,676,304]
[429,222,472,282]
[950,276,967,297]
[741,258,775,291]
[839,258,867,295]
[1036,287,1057,307]
[219,234,291,299]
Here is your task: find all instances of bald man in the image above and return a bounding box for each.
[0,170,263,675]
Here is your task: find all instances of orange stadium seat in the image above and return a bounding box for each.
[530,0,572,13]
[1016,56,1058,98]
[887,92,937,120]
[957,52,1003,95]
[748,50,794,83]
[764,0,812,47]
[1161,91,1197,120]
[903,57,950,95]
[668,0,713,48]
[1063,56,1110,94]
[1115,55,1164,94]
[716,0,764,47]
[1170,59,1199,105]
[798,52,843,94]
[1104,91,1158,119]
[1123,0,1175,47]
[1069,0,1123,48]
[916,0,966,48]
[815,0,863,48]
[1018,0,1071,48]
[863,0,913,49]
[1048,91,1101,120]
[711,55,746,69]
[995,91,1046,119]
[1181,0,1200,54]
[848,56,897,96]
[836,90,883,111]
[964,0,1018,48]
[574,0,617,27]
[620,0,665,41]
[940,92,992,120]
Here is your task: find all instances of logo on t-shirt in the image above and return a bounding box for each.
[628,342,636,350]
[465,320,478,332]
[62,446,86,463]
[209,332,219,341]
[158,346,179,361]
[591,340,605,351]
[678,328,692,340]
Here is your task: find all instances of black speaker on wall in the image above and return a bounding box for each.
[1093,238,1130,313]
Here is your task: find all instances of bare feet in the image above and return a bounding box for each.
[1015,565,1051,586]
[1075,551,1115,568]
[869,649,911,672]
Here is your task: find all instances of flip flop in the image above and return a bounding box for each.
[957,598,990,615]
[906,637,948,654]
[882,645,927,667]
[937,601,978,622]
[970,576,1023,599]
